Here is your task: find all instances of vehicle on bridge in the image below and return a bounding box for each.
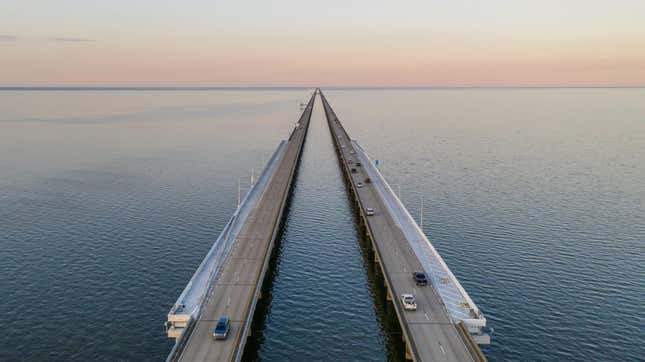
[365,177,371,183]
[351,168,357,173]
[357,182,364,188]
[401,294,417,311]
[366,208,375,216]
[213,316,230,340]
[413,272,428,286]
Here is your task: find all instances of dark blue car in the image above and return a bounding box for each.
[213,316,230,340]
[412,272,428,286]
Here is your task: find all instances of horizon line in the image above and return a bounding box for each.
[1,85,645,91]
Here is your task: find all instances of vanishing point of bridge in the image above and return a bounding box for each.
[165,89,490,361]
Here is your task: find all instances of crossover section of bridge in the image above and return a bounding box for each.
[165,90,316,362]
[320,90,489,362]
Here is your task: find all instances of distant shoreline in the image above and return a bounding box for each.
[1,86,644,91]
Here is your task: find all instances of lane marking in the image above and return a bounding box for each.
[424,313,430,321]
[439,343,446,355]
[226,297,231,306]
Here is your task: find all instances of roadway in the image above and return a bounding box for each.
[320,90,485,362]
[174,91,316,362]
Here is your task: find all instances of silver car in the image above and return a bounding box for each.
[401,294,417,311]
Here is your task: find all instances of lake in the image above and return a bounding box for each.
[1,88,643,361]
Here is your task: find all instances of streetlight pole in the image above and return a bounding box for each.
[237,177,241,208]
[420,194,424,230]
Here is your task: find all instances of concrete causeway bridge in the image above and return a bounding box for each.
[165,89,489,361]
[320,90,488,361]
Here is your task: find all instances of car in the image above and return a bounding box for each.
[341,145,345,148]
[351,168,357,173]
[348,159,353,164]
[213,316,230,340]
[357,182,364,188]
[366,208,375,216]
[365,177,371,183]
[401,294,417,311]
[350,150,356,154]
[412,272,428,286]
[355,162,362,167]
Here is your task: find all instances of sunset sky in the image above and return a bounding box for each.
[2,0,645,86]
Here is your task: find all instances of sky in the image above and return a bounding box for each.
[1,0,645,86]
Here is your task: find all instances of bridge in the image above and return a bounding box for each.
[165,89,489,361]
[320,90,489,361]
[165,91,315,361]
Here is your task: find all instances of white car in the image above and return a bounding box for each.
[401,294,417,311]
[357,182,364,188]
[350,150,355,154]
[366,208,375,216]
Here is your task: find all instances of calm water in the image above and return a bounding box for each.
[1,88,643,361]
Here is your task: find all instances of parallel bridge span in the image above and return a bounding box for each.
[320,90,489,362]
[166,90,316,362]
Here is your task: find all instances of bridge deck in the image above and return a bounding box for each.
[320,91,487,362]
[172,91,316,362]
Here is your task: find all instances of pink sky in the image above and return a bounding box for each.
[2,0,645,86]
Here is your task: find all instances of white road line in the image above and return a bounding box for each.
[439,343,446,355]
[425,313,430,321]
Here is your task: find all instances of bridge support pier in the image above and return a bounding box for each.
[401,333,413,360]
[406,344,413,360]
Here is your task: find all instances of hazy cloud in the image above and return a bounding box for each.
[46,37,94,42]
[0,34,18,41]
[0,34,95,42]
